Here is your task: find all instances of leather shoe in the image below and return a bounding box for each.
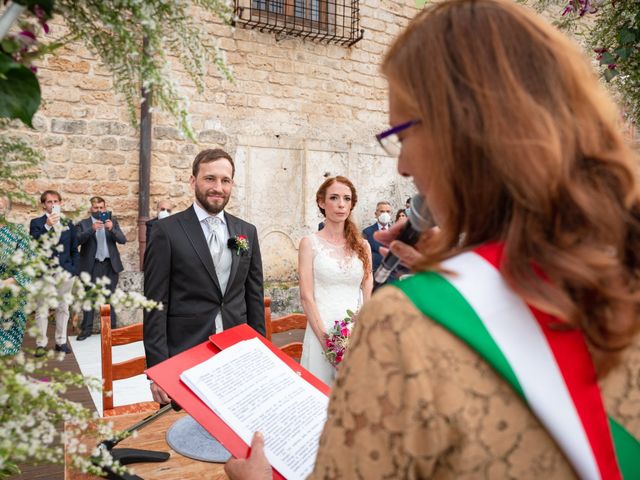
[55,343,72,354]
[34,346,47,358]
[76,332,91,341]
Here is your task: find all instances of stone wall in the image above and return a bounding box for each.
[9,0,418,282]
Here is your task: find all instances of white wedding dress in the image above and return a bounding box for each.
[300,233,364,385]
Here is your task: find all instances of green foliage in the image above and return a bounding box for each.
[0,131,41,205]
[0,0,233,137]
[526,1,640,126]
[0,225,159,477]
[0,53,40,127]
[584,1,640,124]
[56,0,234,140]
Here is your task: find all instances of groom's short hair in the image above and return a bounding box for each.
[192,149,235,178]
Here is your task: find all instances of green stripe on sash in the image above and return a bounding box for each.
[396,272,524,396]
[395,272,640,479]
[609,419,640,479]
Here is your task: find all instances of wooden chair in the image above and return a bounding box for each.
[266,309,307,362]
[100,305,159,417]
[264,297,271,330]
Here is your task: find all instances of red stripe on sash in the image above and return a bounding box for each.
[474,243,621,480]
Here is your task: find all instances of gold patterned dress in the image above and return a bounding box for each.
[309,286,640,479]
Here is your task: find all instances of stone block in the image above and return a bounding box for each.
[72,106,93,118]
[154,126,183,140]
[68,136,96,148]
[92,182,130,196]
[41,102,75,118]
[116,165,139,181]
[46,86,81,103]
[98,137,118,151]
[78,76,112,91]
[88,121,129,136]
[198,129,228,144]
[51,119,86,134]
[42,135,65,147]
[47,165,69,178]
[93,152,127,165]
[46,57,91,74]
[119,138,139,151]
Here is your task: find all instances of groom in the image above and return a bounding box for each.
[143,148,265,404]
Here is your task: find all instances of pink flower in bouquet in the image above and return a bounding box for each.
[324,309,356,367]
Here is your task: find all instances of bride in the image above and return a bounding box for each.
[299,176,373,385]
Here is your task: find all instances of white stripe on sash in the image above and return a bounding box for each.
[442,252,600,480]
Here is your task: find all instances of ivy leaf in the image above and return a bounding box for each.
[1,39,19,55]
[0,53,41,128]
[615,47,632,61]
[600,52,616,65]
[618,28,636,46]
[604,68,619,82]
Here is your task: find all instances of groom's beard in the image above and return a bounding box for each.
[195,187,230,215]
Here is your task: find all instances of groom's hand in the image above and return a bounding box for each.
[150,382,171,405]
[225,432,271,480]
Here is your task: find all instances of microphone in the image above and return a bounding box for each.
[374,194,435,284]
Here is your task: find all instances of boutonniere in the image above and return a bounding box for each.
[227,234,249,256]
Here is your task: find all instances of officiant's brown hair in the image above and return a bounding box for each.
[316,176,370,275]
[382,0,640,369]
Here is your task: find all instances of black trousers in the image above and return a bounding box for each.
[80,259,119,333]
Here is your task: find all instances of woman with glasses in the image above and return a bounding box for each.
[226,1,640,478]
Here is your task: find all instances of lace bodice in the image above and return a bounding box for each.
[309,234,364,330]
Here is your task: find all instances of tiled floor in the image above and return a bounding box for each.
[69,334,153,414]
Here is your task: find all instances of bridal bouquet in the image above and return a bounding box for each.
[325,309,356,367]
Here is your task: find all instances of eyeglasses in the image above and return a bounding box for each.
[375,120,420,157]
[159,208,172,212]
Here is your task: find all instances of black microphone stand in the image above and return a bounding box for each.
[92,403,175,480]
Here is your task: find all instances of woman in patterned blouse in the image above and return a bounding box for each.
[0,197,32,356]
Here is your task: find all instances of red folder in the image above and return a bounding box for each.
[145,324,331,479]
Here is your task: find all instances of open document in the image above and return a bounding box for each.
[180,337,329,480]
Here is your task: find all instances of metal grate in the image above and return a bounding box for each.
[233,0,364,46]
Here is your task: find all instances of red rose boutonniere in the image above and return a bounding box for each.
[227,235,249,256]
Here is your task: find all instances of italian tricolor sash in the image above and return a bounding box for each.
[394,243,640,480]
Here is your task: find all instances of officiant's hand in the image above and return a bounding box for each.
[225,432,271,480]
[374,218,427,269]
[150,382,171,405]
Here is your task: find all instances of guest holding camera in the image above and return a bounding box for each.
[75,196,126,340]
[29,190,78,356]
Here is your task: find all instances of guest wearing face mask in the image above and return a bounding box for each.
[145,200,173,246]
[362,201,393,276]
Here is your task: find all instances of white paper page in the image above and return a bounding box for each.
[180,338,329,480]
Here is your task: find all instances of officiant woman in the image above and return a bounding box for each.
[226,0,640,478]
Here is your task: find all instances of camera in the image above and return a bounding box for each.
[92,211,112,222]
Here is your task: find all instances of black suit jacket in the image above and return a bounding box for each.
[363,223,383,272]
[145,217,158,245]
[29,215,79,274]
[75,216,126,274]
[143,206,265,368]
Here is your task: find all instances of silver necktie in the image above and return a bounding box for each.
[205,216,222,265]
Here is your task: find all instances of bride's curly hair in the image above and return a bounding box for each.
[383,0,640,371]
[316,176,370,274]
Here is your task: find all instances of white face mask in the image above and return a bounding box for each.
[158,210,171,220]
[378,212,391,225]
